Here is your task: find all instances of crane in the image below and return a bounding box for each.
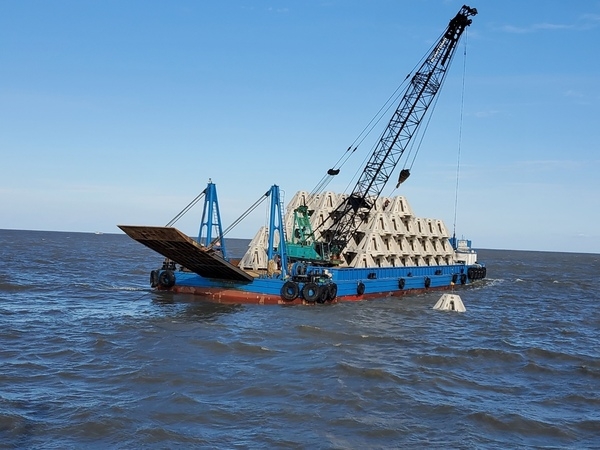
[317,5,478,264]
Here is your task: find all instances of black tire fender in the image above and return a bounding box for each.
[281,281,299,301]
[328,283,338,300]
[302,282,320,302]
[398,278,406,290]
[316,285,328,304]
[158,270,175,288]
[150,270,160,288]
[357,281,365,296]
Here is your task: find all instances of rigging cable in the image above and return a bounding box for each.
[452,30,469,241]
[307,37,444,199]
[207,190,270,249]
[342,32,453,199]
[402,30,466,191]
[165,189,206,227]
[405,69,448,171]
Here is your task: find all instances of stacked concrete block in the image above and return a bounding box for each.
[240,191,455,269]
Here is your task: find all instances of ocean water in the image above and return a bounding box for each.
[1,229,599,449]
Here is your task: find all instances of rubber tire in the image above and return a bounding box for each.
[328,283,338,300]
[281,281,299,301]
[302,282,320,302]
[398,278,405,290]
[424,276,431,288]
[158,270,175,288]
[150,270,160,288]
[316,285,328,304]
[357,282,365,296]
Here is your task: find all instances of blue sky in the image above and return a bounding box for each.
[1,0,599,253]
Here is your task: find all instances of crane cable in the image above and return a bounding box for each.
[380,31,470,224]
[375,72,447,200]
[405,69,448,172]
[343,32,458,199]
[452,30,469,241]
[308,73,415,199]
[307,34,447,200]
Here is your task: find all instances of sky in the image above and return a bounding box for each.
[1,0,599,254]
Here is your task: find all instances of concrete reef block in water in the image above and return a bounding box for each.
[433,293,466,312]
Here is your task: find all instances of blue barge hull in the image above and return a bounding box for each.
[160,263,481,305]
[119,224,486,305]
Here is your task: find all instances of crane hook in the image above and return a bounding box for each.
[396,169,411,188]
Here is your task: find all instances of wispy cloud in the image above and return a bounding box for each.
[474,109,501,118]
[564,90,584,98]
[508,159,597,173]
[501,12,600,34]
[500,23,571,34]
[581,13,600,25]
[563,89,596,106]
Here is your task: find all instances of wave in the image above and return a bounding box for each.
[0,282,43,293]
[467,411,575,439]
[336,361,402,383]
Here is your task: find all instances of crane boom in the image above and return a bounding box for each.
[323,5,477,262]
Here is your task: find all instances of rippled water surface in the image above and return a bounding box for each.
[1,229,599,449]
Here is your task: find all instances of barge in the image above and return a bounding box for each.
[119,5,486,305]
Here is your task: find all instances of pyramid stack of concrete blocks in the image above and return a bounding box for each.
[239,226,271,270]
[239,190,455,270]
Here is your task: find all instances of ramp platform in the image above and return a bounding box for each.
[118,225,254,282]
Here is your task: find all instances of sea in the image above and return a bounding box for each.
[0,228,599,449]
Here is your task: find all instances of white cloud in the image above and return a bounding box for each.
[500,23,571,34]
[564,89,584,98]
[501,12,600,34]
[474,109,500,118]
[267,7,289,13]
[580,13,600,26]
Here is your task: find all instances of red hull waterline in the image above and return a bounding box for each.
[158,284,454,305]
